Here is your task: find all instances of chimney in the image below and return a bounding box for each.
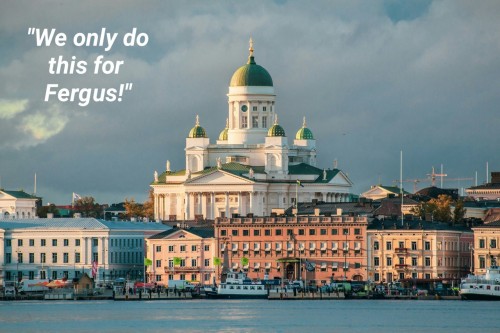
[336,208,343,216]
[314,208,320,216]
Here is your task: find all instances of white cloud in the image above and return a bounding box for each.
[19,104,69,144]
[0,98,28,119]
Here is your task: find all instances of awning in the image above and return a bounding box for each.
[254,243,260,250]
[332,242,338,250]
[254,262,260,269]
[299,243,305,251]
[275,243,282,251]
[276,257,301,263]
[232,263,239,269]
[332,262,338,268]
[243,243,249,251]
[320,242,327,250]
[265,243,271,251]
[231,244,238,251]
[287,242,293,250]
[265,263,272,269]
[321,262,327,269]
[309,242,316,250]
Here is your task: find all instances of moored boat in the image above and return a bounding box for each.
[205,270,271,299]
[460,266,500,300]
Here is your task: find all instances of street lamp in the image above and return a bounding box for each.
[15,250,20,285]
[343,229,348,281]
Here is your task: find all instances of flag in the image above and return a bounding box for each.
[173,257,182,266]
[144,257,153,266]
[240,257,249,266]
[91,260,98,278]
[297,180,304,187]
[305,260,315,272]
[72,192,82,201]
[213,257,222,266]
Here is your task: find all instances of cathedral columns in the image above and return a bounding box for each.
[249,191,254,214]
[238,192,242,216]
[225,192,230,218]
[164,194,171,219]
[210,192,215,220]
[184,192,190,220]
[201,193,207,219]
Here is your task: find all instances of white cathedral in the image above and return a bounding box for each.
[151,40,353,221]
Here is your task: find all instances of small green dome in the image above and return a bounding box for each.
[268,124,286,137]
[295,117,314,139]
[229,39,273,87]
[219,119,229,141]
[188,115,207,138]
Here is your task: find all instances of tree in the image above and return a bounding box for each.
[142,189,155,220]
[453,199,467,224]
[124,198,143,220]
[411,194,465,224]
[73,196,102,218]
[37,204,59,218]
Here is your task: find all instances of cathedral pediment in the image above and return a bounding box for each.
[186,169,254,185]
[329,170,353,186]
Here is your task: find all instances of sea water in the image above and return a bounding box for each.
[0,299,498,333]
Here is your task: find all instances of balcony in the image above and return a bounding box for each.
[165,266,200,272]
[395,248,408,254]
[395,264,408,270]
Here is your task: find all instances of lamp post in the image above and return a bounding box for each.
[469,244,474,274]
[343,229,348,281]
[15,250,20,286]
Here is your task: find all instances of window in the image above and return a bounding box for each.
[40,253,46,263]
[253,106,257,111]
[180,245,186,252]
[412,257,417,266]
[168,245,175,252]
[265,229,271,236]
[6,253,11,264]
[232,229,238,237]
[204,245,210,251]
[309,229,316,236]
[320,229,327,235]
[374,257,380,266]
[253,230,260,236]
[331,229,338,235]
[18,239,23,246]
[386,242,392,250]
[386,257,392,266]
[343,228,349,235]
[374,273,380,282]
[29,239,34,246]
[64,239,69,246]
[221,230,227,237]
[75,239,80,246]
[399,241,404,249]
[52,239,57,246]
[63,253,69,263]
[75,252,80,263]
[252,116,259,128]
[263,106,267,111]
[191,259,197,267]
[399,257,405,265]
[242,116,248,128]
[479,256,486,269]
[411,242,417,250]
[6,239,11,247]
[355,263,361,269]
[373,241,379,250]
[275,229,282,236]
[298,229,305,236]
[243,229,249,236]
[479,239,485,248]
[354,228,361,235]
[191,274,197,281]
[180,259,186,267]
[52,271,57,280]
[262,116,267,128]
[29,253,34,263]
[52,253,58,263]
[424,241,431,250]
[491,239,497,249]
[191,245,197,252]
[204,259,210,267]
[156,246,162,252]
[18,252,23,263]
[425,257,431,267]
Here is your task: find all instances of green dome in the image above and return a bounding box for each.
[229,40,273,87]
[268,124,286,137]
[295,117,314,139]
[219,119,229,140]
[188,115,207,138]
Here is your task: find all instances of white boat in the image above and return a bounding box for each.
[460,266,500,300]
[205,271,271,299]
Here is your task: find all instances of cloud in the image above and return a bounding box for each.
[19,104,69,144]
[0,98,28,119]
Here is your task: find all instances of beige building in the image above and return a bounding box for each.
[145,227,216,286]
[466,172,500,200]
[367,219,473,284]
[0,190,39,219]
[471,221,500,275]
[361,185,408,201]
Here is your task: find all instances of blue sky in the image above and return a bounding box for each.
[0,0,499,205]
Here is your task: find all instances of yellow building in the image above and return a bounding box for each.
[367,219,473,284]
[472,221,500,274]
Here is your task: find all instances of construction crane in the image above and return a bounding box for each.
[427,166,447,187]
[393,167,474,192]
[392,179,423,193]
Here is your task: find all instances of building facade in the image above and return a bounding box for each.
[471,221,500,275]
[151,40,352,221]
[0,190,39,219]
[214,215,369,286]
[466,172,500,200]
[145,227,216,286]
[367,219,473,284]
[0,218,169,286]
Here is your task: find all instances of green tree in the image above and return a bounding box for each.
[37,204,59,218]
[142,189,155,220]
[73,196,102,218]
[453,199,467,224]
[124,198,143,220]
[411,195,463,223]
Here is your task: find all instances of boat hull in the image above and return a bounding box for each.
[205,291,268,299]
[460,292,500,301]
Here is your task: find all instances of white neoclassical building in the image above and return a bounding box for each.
[0,190,39,219]
[151,40,353,221]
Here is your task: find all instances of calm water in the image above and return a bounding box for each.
[0,299,498,333]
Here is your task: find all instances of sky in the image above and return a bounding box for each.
[0,0,499,205]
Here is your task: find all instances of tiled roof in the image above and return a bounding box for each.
[285,201,374,216]
[0,218,170,231]
[368,218,472,232]
[149,227,214,239]
[379,185,409,195]
[1,190,39,199]
[473,221,500,228]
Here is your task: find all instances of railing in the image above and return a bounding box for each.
[395,248,408,254]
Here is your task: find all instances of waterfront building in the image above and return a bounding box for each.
[367,219,473,284]
[145,227,216,286]
[466,172,500,200]
[471,221,500,275]
[214,214,369,285]
[0,190,39,219]
[0,218,169,286]
[151,40,352,221]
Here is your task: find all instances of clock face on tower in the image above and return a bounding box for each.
[241,105,248,112]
